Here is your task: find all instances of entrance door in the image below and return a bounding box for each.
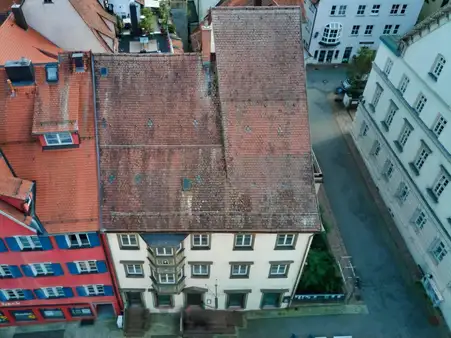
[95,304,115,319]
[342,47,352,63]
[318,50,326,62]
[126,292,143,306]
[326,50,334,63]
[260,292,282,308]
[186,292,204,307]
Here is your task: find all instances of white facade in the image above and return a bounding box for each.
[107,232,313,311]
[303,0,423,64]
[21,0,114,52]
[352,13,451,327]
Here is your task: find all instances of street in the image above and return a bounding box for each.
[239,67,447,338]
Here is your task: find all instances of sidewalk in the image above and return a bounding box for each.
[329,94,450,332]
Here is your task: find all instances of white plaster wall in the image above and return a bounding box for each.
[306,0,423,63]
[22,0,107,52]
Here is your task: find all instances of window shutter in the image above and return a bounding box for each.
[87,233,100,247]
[34,289,46,299]
[96,261,108,273]
[104,286,114,296]
[21,265,35,277]
[52,263,64,276]
[39,236,53,250]
[76,286,87,297]
[0,239,8,252]
[63,287,74,298]
[0,291,7,301]
[23,290,35,300]
[66,262,80,274]
[5,237,20,251]
[9,265,23,278]
[55,235,69,249]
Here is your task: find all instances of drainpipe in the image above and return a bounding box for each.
[288,233,315,307]
[90,53,124,312]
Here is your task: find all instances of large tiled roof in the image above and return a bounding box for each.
[0,53,99,234]
[217,0,306,19]
[0,14,62,65]
[95,8,319,233]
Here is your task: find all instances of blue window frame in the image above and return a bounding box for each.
[0,239,7,252]
[5,236,52,251]
[54,233,100,249]
[45,64,58,83]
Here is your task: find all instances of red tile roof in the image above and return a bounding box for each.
[0,14,62,65]
[0,52,99,234]
[95,8,319,233]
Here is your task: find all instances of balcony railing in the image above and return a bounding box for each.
[312,149,323,183]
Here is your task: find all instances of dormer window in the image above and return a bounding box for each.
[71,53,85,73]
[44,132,73,146]
[45,64,58,83]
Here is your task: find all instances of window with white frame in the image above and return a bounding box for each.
[234,234,253,248]
[158,273,175,284]
[191,264,209,277]
[383,160,394,179]
[16,236,42,250]
[276,234,296,248]
[431,240,447,263]
[398,75,410,94]
[67,234,90,248]
[119,234,138,248]
[371,84,383,108]
[44,132,73,146]
[431,54,446,78]
[338,5,347,15]
[321,23,342,44]
[330,5,336,15]
[371,4,380,14]
[432,114,447,137]
[393,25,400,34]
[192,234,210,248]
[371,140,381,157]
[31,263,53,276]
[76,261,97,273]
[384,102,398,128]
[356,5,365,15]
[396,182,409,203]
[383,58,393,75]
[269,264,288,277]
[351,25,360,36]
[413,145,431,171]
[0,265,12,278]
[85,284,105,296]
[414,94,427,113]
[364,25,374,35]
[397,122,413,147]
[42,287,65,298]
[400,4,407,14]
[412,209,427,231]
[2,289,25,300]
[230,264,249,277]
[432,171,450,199]
[360,122,369,136]
[383,25,392,35]
[155,247,174,256]
[125,264,143,276]
[390,4,400,14]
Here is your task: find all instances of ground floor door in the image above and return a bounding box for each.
[342,47,352,63]
[186,292,204,307]
[326,50,334,63]
[95,304,115,319]
[318,50,326,62]
[260,292,282,308]
[126,291,143,306]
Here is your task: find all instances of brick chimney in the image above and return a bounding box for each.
[254,0,262,6]
[11,3,28,31]
[201,25,212,62]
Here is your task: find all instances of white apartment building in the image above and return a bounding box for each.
[303,0,423,64]
[352,4,451,327]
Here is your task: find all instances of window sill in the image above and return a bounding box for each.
[190,246,210,251]
[19,248,43,252]
[120,246,140,250]
[125,274,145,278]
[369,13,379,16]
[408,162,420,176]
[426,188,439,204]
[230,275,249,279]
[380,121,389,132]
[393,140,404,153]
[268,275,288,279]
[329,14,346,17]
[318,41,341,47]
[428,72,438,82]
[43,144,79,151]
[190,275,210,279]
[67,245,91,250]
[0,276,13,279]
[233,247,254,251]
[274,246,295,250]
[34,274,55,277]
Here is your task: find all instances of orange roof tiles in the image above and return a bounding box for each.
[0,176,33,201]
[0,14,62,65]
[0,53,99,234]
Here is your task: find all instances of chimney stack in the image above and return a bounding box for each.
[129,1,140,37]
[201,26,212,62]
[11,3,28,31]
[254,0,262,6]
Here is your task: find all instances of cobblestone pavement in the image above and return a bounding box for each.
[239,66,450,338]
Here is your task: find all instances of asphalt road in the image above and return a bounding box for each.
[240,66,447,338]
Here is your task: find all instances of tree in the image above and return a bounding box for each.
[140,8,154,34]
[348,47,376,81]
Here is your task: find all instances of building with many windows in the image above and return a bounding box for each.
[352,4,451,328]
[303,0,423,64]
[0,30,121,324]
[93,7,320,334]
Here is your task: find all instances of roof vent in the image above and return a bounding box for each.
[71,53,85,73]
[5,58,35,84]
[11,4,28,31]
